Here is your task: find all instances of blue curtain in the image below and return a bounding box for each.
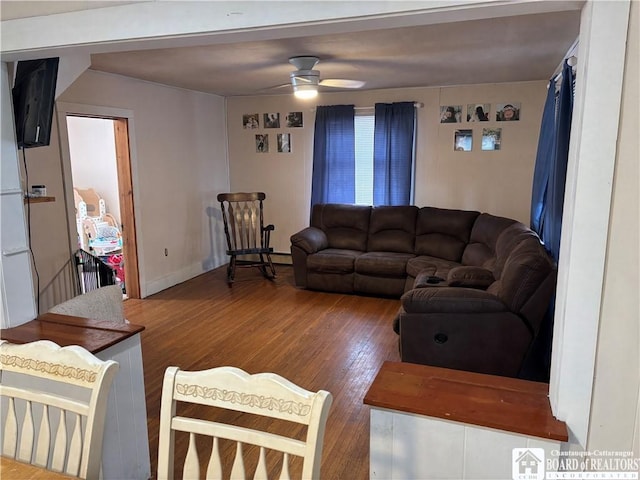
[530,60,574,262]
[311,105,355,206]
[373,102,416,206]
[522,60,574,382]
[544,61,574,260]
[530,80,556,235]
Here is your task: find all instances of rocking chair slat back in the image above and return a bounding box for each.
[217,192,276,284]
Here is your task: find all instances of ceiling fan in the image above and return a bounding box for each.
[287,56,365,98]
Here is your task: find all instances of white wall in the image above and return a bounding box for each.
[586,0,639,454]
[57,70,230,297]
[67,116,121,223]
[226,81,546,253]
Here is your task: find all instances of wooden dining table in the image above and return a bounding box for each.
[0,456,74,479]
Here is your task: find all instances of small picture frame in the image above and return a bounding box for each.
[482,128,502,151]
[286,112,303,127]
[454,129,473,151]
[243,113,259,129]
[263,113,280,128]
[496,103,521,121]
[467,104,490,122]
[440,105,463,123]
[256,134,269,153]
[277,133,291,153]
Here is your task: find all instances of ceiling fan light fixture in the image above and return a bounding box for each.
[293,83,318,99]
[290,69,320,98]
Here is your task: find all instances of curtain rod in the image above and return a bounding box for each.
[311,102,423,112]
[355,102,423,110]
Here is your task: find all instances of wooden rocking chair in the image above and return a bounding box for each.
[217,192,276,284]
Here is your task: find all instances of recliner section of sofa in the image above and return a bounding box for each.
[290,203,557,377]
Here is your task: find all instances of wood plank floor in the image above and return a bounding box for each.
[123,264,401,479]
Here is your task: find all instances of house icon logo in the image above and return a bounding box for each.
[512,448,545,480]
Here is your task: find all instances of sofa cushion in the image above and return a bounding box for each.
[354,274,406,297]
[488,239,554,314]
[401,287,509,314]
[406,256,459,279]
[447,266,495,289]
[462,213,518,267]
[493,222,540,278]
[355,251,415,277]
[414,271,447,288]
[307,249,362,274]
[312,204,371,251]
[415,207,480,261]
[367,206,418,253]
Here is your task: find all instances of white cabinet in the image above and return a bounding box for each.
[365,362,568,480]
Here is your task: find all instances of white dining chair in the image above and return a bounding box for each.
[157,365,332,479]
[0,340,119,479]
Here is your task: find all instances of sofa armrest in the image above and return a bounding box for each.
[290,227,329,254]
[401,287,508,314]
[398,311,533,377]
[447,266,494,289]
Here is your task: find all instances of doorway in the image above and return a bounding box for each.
[65,115,140,299]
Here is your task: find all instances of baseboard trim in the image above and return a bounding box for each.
[272,252,292,265]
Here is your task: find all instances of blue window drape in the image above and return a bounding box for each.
[373,102,416,206]
[311,105,355,206]
[530,60,574,262]
[522,60,574,382]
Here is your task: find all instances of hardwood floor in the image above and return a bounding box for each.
[124,264,401,479]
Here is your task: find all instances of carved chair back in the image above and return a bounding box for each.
[0,340,119,479]
[157,365,332,479]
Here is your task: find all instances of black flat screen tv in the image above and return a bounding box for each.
[12,57,59,149]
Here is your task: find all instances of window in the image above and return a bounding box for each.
[311,102,416,207]
[354,113,375,205]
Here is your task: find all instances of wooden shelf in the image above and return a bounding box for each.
[24,196,55,204]
[364,361,568,441]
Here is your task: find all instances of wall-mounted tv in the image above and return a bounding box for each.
[12,57,59,149]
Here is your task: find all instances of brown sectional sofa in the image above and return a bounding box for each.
[290,203,556,378]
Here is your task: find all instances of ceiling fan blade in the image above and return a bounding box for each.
[319,78,366,89]
[292,75,316,84]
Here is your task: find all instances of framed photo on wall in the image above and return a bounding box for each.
[467,104,490,122]
[256,134,269,153]
[243,113,259,129]
[454,129,473,151]
[263,113,280,128]
[496,103,521,121]
[277,133,291,153]
[440,105,463,123]
[482,128,502,151]
[286,112,303,127]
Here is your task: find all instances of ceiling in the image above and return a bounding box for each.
[1,4,581,97]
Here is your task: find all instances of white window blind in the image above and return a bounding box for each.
[354,114,374,205]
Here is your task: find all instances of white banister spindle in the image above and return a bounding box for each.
[183,432,200,479]
[66,412,83,476]
[279,453,291,480]
[51,411,67,472]
[205,437,222,480]
[230,442,245,480]
[17,400,34,463]
[254,446,268,480]
[3,397,18,457]
[34,405,50,467]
